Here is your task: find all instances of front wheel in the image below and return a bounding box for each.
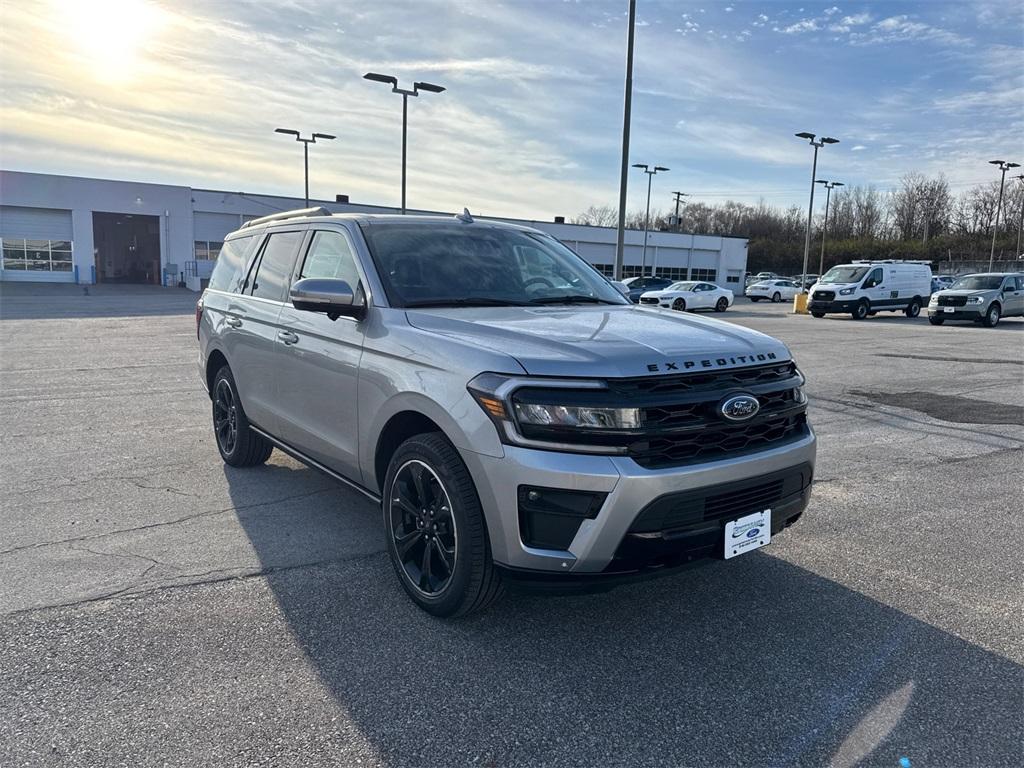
[983,303,1001,328]
[771,292,782,303]
[928,316,945,326]
[715,297,728,312]
[749,297,761,302]
[905,298,921,318]
[811,311,825,318]
[672,298,686,312]
[383,432,504,617]
[851,300,869,320]
[212,366,273,467]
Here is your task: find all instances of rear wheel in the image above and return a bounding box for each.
[851,300,869,320]
[983,303,1001,328]
[811,311,825,318]
[928,316,945,326]
[672,298,686,311]
[211,366,273,467]
[905,298,921,318]
[771,292,782,303]
[715,297,728,312]
[383,432,504,617]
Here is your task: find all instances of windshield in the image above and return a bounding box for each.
[669,281,697,291]
[820,266,870,284]
[951,275,1004,291]
[359,222,628,308]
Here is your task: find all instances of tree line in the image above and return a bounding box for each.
[572,174,1024,273]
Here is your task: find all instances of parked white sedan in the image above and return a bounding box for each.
[746,279,801,303]
[638,281,734,312]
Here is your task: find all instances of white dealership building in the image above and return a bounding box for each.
[0,170,748,290]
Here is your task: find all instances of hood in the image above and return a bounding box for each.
[641,288,684,298]
[405,305,790,378]
[812,282,856,292]
[937,289,995,297]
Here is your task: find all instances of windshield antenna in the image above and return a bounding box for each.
[455,207,474,224]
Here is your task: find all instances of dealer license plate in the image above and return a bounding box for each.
[724,510,771,559]
[943,307,955,313]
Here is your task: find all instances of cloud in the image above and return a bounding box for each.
[850,15,970,46]
[781,19,819,34]
[851,145,867,151]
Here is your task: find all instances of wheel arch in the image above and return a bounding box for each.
[205,348,229,399]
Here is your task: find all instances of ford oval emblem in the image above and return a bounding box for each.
[718,394,760,422]
[746,528,760,538]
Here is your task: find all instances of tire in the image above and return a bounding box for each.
[715,297,728,312]
[211,365,273,467]
[672,298,686,312]
[905,298,921,318]
[383,432,504,617]
[771,292,782,303]
[928,316,945,326]
[811,311,825,318]
[749,297,761,302]
[983,303,1001,328]
[851,300,869,320]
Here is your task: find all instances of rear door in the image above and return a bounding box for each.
[274,226,368,478]
[1003,276,1024,316]
[226,229,305,433]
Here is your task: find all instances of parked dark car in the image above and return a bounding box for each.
[622,275,673,303]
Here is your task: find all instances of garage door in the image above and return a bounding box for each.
[1,206,75,282]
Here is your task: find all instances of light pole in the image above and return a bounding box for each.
[632,163,669,276]
[614,0,637,281]
[815,179,843,277]
[671,191,689,232]
[1014,174,1024,257]
[274,128,336,208]
[795,132,839,288]
[364,73,446,214]
[988,160,1021,269]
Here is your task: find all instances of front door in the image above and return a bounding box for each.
[861,267,890,308]
[275,228,367,479]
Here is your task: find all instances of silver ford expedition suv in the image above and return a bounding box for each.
[197,208,816,616]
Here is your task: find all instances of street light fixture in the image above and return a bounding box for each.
[1013,173,1024,257]
[814,180,843,277]
[987,160,1021,269]
[364,72,446,214]
[274,128,336,208]
[632,163,669,276]
[796,132,839,292]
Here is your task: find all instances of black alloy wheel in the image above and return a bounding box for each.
[672,298,686,311]
[771,292,782,303]
[715,297,728,312]
[388,459,458,596]
[213,378,239,456]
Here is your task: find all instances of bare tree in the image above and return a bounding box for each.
[571,204,618,227]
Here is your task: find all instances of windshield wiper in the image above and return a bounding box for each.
[403,297,533,308]
[529,295,620,305]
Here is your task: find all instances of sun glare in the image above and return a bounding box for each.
[53,0,166,83]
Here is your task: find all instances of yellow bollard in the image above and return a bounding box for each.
[792,293,809,315]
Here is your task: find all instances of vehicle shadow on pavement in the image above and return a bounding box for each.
[224,462,1023,768]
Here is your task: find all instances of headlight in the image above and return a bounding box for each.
[966,296,984,304]
[515,402,640,429]
[838,287,855,295]
[929,294,939,304]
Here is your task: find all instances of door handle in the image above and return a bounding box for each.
[278,331,299,345]
[225,316,242,328]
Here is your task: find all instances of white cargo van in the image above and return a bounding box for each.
[808,261,932,320]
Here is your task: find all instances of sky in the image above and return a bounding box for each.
[1,0,1022,220]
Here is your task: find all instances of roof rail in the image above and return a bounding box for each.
[850,259,932,264]
[240,206,332,229]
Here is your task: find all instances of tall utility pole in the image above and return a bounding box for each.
[274,128,336,208]
[632,164,669,276]
[922,196,934,245]
[614,0,637,281]
[815,180,843,276]
[363,73,446,214]
[988,160,1020,270]
[671,191,689,232]
[795,132,839,287]
[1014,174,1024,257]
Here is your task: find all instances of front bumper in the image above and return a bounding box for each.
[928,306,983,320]
[808,299,856,313]
[460,426,816,576]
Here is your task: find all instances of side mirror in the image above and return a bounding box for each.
[290,278,365,320]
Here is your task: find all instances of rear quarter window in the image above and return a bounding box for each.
[209,235,257,293]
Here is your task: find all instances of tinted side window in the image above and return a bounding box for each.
[208,235,256,293]
[300,231,361,288]
[865,268,883,286]
[250,231,304,301]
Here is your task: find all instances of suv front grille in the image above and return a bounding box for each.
[812,290,835,301]
[938,295,967,307]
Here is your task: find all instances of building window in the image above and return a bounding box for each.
[726,275,739,283]
[590,263,614,277]
[1,238,73,272]
[690,268,717,282]
[194,240,224,260]
[656,267,688,281]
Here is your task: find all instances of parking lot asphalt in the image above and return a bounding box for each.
[1,283,1022,767]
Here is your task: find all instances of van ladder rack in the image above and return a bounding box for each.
[241,206,332,229]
